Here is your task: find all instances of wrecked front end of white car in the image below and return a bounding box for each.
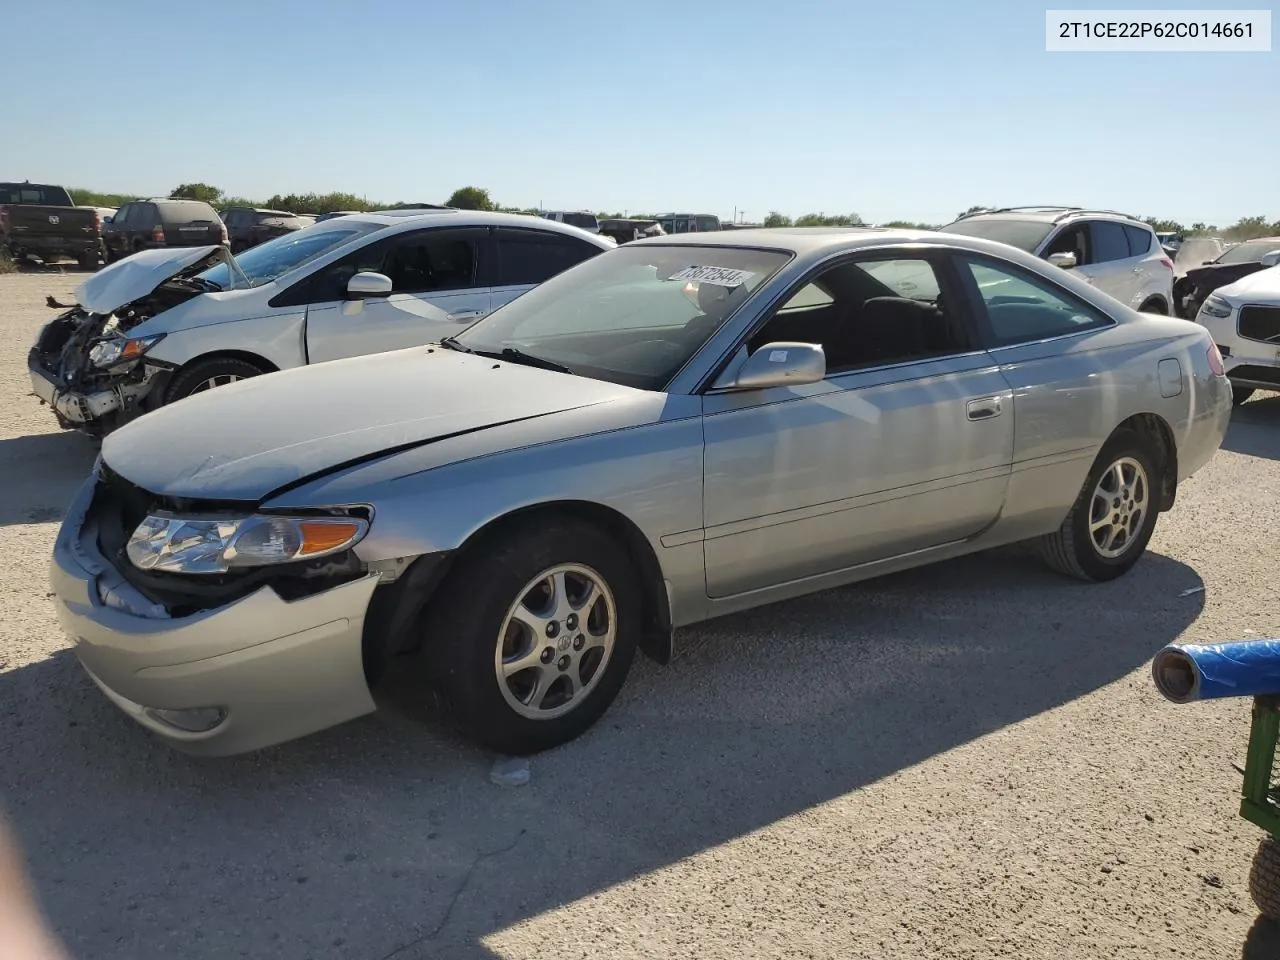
[27,245,245,437]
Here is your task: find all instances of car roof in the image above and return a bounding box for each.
[330,209,616,243]
[627,225,1077,266]
[949,206,1151,229]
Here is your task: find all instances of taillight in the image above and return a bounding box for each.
[1207,343,1225,377]
[151,224,164,243]
[219,223,228,244]
[1160,257,1174,270]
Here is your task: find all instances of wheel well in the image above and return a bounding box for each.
[1118,412,1177,511]
[415,501,674,667]
[157,351,278,406]
[1138,295,1168,314]
[178,350,278,375]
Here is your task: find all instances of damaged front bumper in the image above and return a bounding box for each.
[51,464,383,755]
[27,348,162,431]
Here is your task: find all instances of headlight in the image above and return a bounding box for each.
[89,334,165,368]
[126,512,369,574]
[1199,295,1233,319]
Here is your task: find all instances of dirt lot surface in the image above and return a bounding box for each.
[2,269,1279,959]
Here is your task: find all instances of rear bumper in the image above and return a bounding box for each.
[50,470,381,756]
[7,234,100,256]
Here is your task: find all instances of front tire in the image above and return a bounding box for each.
[1039,427,1162,582]
[164,358,265,403]
[422,517,640,755]
[1251,837,1280,922]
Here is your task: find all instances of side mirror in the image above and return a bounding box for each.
[1047,251,1077,270]
[102,216,113,225]
[1260,251,1280,268]
[711,342,825,392]
[347,272,393,299]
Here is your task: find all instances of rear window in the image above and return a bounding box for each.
[562,212,598,230]
[0,184,74,206]
[156,200,219,223]
[1216,239,1280,265]
[254,210,294,222]
[938,217,1054,253]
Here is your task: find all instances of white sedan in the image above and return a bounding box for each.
[28,210,614,435]
[1194,263,1280,405]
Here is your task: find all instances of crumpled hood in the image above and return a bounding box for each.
[75,245,232,315]
[100,346,643,502]
[1216,264,1280,303]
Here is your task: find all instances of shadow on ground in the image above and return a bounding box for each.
[0,543,1208,959]
[1223,394,1280,461]
[1242,915,1280,959]
[0,431,98,525]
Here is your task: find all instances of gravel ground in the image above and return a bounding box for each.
[1,270,1279,960]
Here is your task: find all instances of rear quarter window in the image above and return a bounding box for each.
[1124,225,1154,256]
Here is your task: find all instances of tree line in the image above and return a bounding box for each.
[63,186,1280,242]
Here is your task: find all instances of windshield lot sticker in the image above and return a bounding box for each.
[768,350,789,362]
[667,265,755,287]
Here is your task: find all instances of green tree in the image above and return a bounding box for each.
[444,186,495,211]
[170,183,223,205]
[793,212,864,227]
[69,188,142,208]
[955,205,991,220]
[1224,215,1275,241]
[1143,217,1186,234]
[881,220,937,229]
[762,211,793,227]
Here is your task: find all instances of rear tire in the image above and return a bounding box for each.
[164,358,265,404]
[1039,427,1162,582]
[1234,386,1256,407]
[1251,837,1280,922]
[78,249,97,271]
[421,517,640,755]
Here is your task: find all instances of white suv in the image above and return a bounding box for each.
[940,207,1175,314]
[1194,261,1280,406]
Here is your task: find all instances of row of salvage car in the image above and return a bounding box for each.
[27,208,1253,758]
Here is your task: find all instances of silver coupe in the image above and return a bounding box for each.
[49,227,1233,756]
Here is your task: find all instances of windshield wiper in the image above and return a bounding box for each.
[473,347,572,374]
[438,336,471,353]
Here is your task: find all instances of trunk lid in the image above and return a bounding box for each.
[4,204,99,241]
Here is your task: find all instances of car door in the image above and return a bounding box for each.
[951,253,1118,526]
[699,251,1015,598]
[489,227,606,311]
[303,226,495,364]
[1087,220,1141,305]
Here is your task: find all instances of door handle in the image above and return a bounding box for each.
[447,309,486,322]
[966,396,1003,421]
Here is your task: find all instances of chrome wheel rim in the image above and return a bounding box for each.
[188,374,242,395]
[494,563,617,721]
[1089,456,1148,559]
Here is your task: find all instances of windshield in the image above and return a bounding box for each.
[198,221,384,288]
[937,217,1055,253]
[1215,239,1280,265]
[453,244,791,390]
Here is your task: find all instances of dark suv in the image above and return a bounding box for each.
[221,207,309,253]
[103,199,227,261]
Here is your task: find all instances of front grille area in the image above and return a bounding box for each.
[1239,306,1280,343]
[90,464,365,617]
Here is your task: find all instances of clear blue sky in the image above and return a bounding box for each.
[6,0,1276,225]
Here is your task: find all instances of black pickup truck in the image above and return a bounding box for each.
[0,182,104,268]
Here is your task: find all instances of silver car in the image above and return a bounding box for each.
[49,227,1233,757]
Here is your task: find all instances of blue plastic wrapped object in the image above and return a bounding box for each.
[1153,640,1280,704]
